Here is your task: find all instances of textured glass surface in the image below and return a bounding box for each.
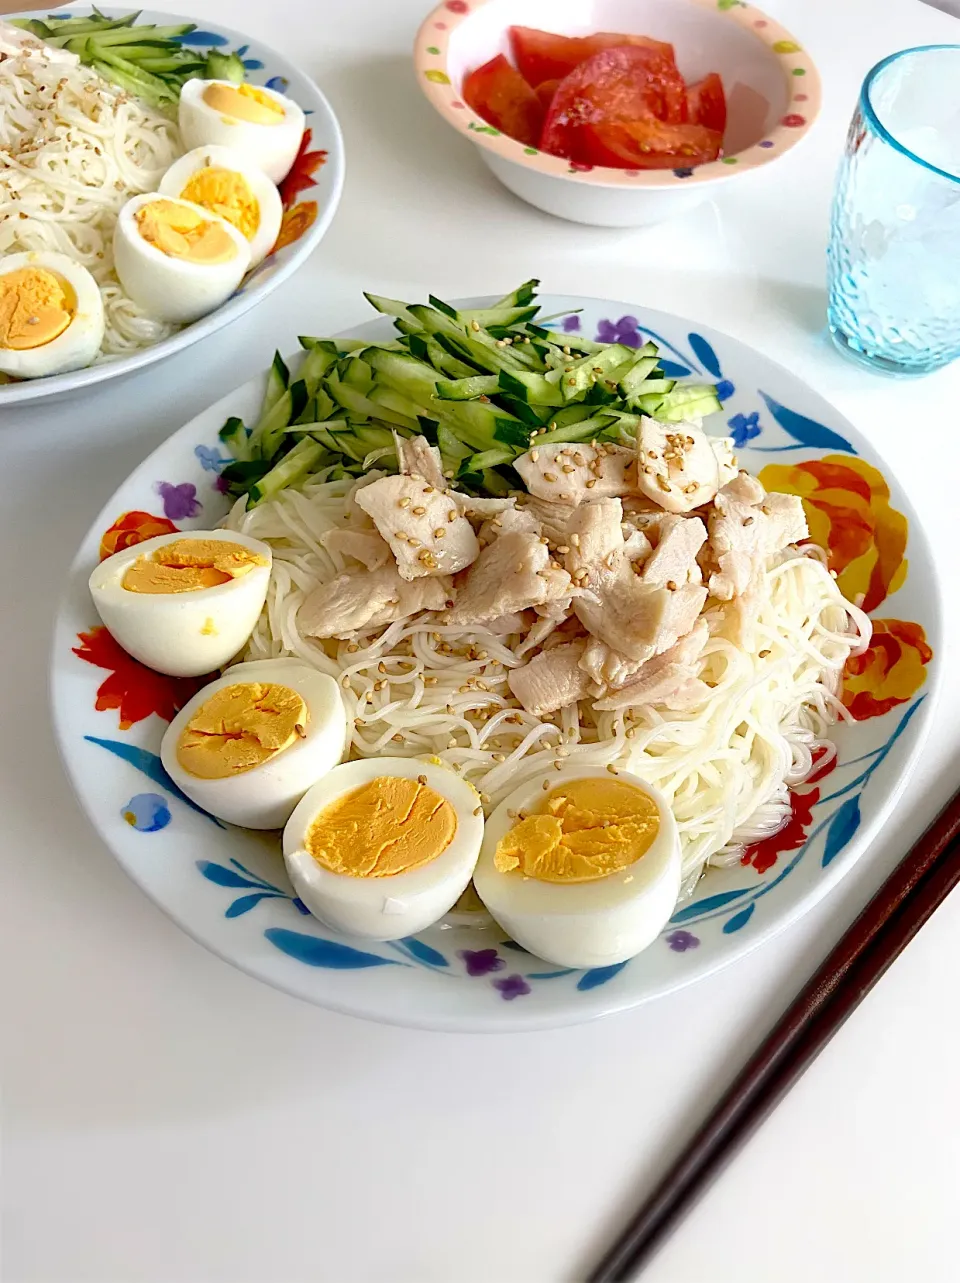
[827,46,960,376]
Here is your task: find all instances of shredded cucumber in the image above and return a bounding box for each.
[218,283,721,506]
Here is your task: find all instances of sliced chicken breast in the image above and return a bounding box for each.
[355,474,479,581]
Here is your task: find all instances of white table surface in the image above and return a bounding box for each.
[4,0,960,1279]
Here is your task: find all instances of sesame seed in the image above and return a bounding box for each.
[570,533,580,547]
[378,661,386,673]
[592,366,603,374]
[418,774,428,785]
[341,674,351,688]
[666,579,677,591]
[586,479,597,489]
[759,648,772,658]
[562,464,575,474]
[530,449,539,462]
[743,516,755,526]
[544,472,557,482]
[557,545,570,554]
[408,537,421,547]
[398,496,411,508]
[607,763,619,775]
[471,320,480,331]
[656,475,671,492]
[473,805,483,816]
[413,505,426,516]
[605,552,617,570]
[567,378,577,387]
[392,733,403,742]
[542,779,550,790]
[346,642,360,653]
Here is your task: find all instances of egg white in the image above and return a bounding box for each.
[0,251,104,378]
[160,658,348,829]
[473,766,681,969]
[88,529,272,677]
[113,193,251,325]
[284,757,484,941]
[159,145,283,267]
[178,79,306,184]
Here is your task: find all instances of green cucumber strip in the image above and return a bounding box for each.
[365,348,440,404]
[481,468,512,496]
[328,374,418,431]
[262,350,289,415]
[494,397,549,428]
[341,356,373,392]
[364,292,421,328]
[465,448,515,472]
[436,424,472,461]
[218,416,248,458]
[618,355,661,397]
[527,415,619,449]
[427,293,459,320]
[492,278,540,309]
[253,379,309,459]
[297,343,339,393]
[435,374,500,401]
[367,386,424,421]
[456,305,539,328]
[560,343,635,401]
[249,440,325,505]
[498,369,566,407]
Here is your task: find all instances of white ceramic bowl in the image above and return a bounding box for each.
[51,294,939,1032]
[415,0,820,226]
[0,6,344,407]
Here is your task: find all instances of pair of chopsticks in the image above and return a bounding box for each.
[588,786,960,1282]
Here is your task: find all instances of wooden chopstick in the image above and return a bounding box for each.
[587,787,960,1283]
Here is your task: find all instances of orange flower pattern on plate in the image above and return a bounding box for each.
[273,201,318,254]
[842,618,932,722]
[758,454,930,720]
[73,626,208,730]
[279,128,327,207]
[99,510,178,562]
[757,454,906,612]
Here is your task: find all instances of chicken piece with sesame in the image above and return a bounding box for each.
[635,417,720,514]
[707,474,808,600]
[445,531,574,625]
[508,641,593,716]
[394,434,447,491]
[355,474,479,581]
[298,564,452,638]
[514,442,638,505]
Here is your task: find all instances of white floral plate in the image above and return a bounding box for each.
[1,6,344,406]
[50,296,941,1032]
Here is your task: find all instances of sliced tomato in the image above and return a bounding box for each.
[686,72,727,135]
[462,54,545,147]
[510,25,676,88]
[581,118,723,169]
[540,46,687,159]
[535,77,561,112]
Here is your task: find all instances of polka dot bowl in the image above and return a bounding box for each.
[415,0,821,226]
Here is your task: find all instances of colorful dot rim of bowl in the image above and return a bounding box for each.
[721,156,738,164]
[433,20,447,28]
[795,93,808,102]
[754,18,768,26]
[451,100,464,109]
[772,39,801,53]
[781,114,806,128]
[424,68,451,84]
[759,140,775,148]
[444,0,468,10]
[426,45,440,54]
[792,67,807,76]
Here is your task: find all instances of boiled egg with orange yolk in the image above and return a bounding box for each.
[284,758,484,940]
[178,79,305,184]
[0,252,104,378]
[161,658,347,829]
[88,529,271,677]
[159,145,282,267]
[113,194,251,325]
[474,767,681,969]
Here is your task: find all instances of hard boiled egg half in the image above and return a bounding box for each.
[178,79,305,184]
[159,145,282,267]
[474,767,681,969]
[88,529,271,677]
[161,658,348,829]
[113,193,251,325]
[284,758,484,940]
[0,251,104,378]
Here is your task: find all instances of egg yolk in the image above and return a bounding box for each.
[494,777,660,884]
[180,167,260,241]
[177,682,308,779]
[122,538,267,594]
[203,82,285,125]
[0,267,75,350]
[306,776,457,878]
[135,199,238,264]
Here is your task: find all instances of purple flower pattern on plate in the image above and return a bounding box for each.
[562,314,581,332]
[459,947,505,976]
[493,974,531,1000]
[666,930,700,952]
[155,480,201,520]
[729,411,762,448]
[596,315,644,348]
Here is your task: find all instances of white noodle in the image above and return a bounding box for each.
[226,476,870,897]
[0,51,183,358]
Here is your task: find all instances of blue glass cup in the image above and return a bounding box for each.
[827,45,960,376]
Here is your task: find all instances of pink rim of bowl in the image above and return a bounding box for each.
[414,0,821,188]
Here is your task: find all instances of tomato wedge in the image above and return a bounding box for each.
[686,72,727,135]
[462,53,545,147]
[510,26,676,88]
[581,119,723,169]
[540,46,687,159]
[535,77,560,112]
